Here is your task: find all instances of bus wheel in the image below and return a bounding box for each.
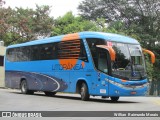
[102,96,108,99]
[44,92,56,96]
[80,83,90,101]
[110,97,119,102]
[20,80,34,94]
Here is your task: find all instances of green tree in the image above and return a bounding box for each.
[78,0,160,46]
[0,4,54,45]
[51,12,100,36]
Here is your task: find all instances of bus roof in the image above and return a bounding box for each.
[7,31,139,48]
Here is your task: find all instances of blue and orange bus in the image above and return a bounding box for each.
[5,32,155,101]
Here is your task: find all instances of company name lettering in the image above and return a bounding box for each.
[53,63,84,70]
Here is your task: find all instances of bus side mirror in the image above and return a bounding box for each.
[142,49,155,64]
[96,45,116,61]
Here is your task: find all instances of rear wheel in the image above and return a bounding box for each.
[110,97,119,102]
[20,80,34,94]
[44,92,56,96]
[80,83,90,101]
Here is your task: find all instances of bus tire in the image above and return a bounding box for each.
[44,92,56,96]
[110,96,119,102]
[20,80,34,94]
[80,83,90,101]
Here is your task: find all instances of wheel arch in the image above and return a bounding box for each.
[19,77,27,88]
[76,79,89,94]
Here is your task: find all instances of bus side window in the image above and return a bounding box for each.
[6,49,12,61]
[39,44,54,60]
[98,48,109,74]
[78,41,88,62]
[6,48,17,62]
[52,43,58,59]
[30,45,39,61]
[16,47,21,61]
[57,39,85,60]
[16,47,29,61]
[86,38,106,69]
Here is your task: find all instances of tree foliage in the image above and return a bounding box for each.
[78,0,160,46]
[0,4,54,45]
[78,0,160,24]
[51,12,100,36]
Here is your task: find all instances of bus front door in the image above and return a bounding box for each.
[90,47,111,96]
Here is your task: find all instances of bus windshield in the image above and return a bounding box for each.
[112,43,146,80]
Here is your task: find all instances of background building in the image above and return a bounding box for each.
[0,41,6,87]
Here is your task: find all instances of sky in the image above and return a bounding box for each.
[4,0,84,18]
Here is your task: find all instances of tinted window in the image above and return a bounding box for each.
[6,48,17,62]
[15,47,31,61]
[97,48,109,74]
[21,47,30,61]
[6,40,88,62]
[30,45,39,60]
[58,39,80,59]
[79,40,88,62]
[39,44,55,60]
[57,39,88,61]
[86,38,106,68]
[6,43,56,62]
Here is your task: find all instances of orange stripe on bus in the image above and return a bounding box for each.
[62,33,80,41]
[59,33,81,70]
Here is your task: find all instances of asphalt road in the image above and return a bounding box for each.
[0,88,160,120]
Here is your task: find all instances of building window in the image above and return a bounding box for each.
[0,56,4,66]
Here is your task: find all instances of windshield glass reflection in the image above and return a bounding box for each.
[112,43,146,80]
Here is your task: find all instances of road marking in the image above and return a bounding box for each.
[153,99,160,106]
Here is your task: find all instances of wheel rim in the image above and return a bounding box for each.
[80,87,85,98]
[21,82,26,93]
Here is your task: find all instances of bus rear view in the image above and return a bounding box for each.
[5,32,155,102]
